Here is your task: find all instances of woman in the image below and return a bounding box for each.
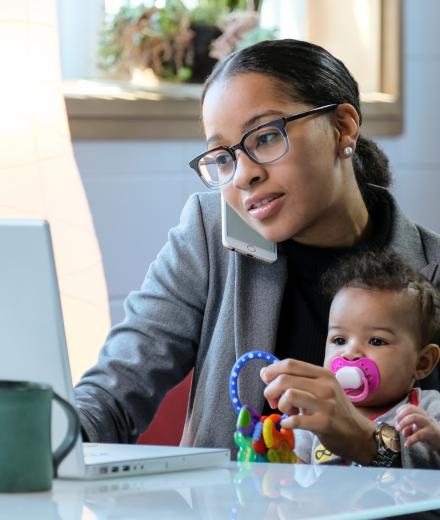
[75,39,440,464]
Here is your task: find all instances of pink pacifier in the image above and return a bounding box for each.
[330,357,380,403]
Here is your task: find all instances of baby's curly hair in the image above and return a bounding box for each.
[322,251,440,347]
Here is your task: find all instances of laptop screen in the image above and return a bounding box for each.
[0,219,85,476]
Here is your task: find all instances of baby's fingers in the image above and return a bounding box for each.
[402,426,429,448]
[395,404,419,423]
[401,424,417,438]
[395,412,427,434]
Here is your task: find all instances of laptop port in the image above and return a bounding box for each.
[99,467,108,474]
[122,465,130,472]
[111,466,119,473]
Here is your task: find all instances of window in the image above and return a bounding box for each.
[259,0,400,103]
[60,0,402,138]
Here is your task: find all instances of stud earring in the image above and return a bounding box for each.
[343,146,353,157]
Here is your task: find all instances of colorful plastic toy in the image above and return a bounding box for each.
[229,351,297,463]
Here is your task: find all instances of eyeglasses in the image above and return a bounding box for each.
[189,104,338,188]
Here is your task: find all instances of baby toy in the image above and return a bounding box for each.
[229,351,297,463]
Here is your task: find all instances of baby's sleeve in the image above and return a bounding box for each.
[294,429,315,464]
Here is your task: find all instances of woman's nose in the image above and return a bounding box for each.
[232,150,267,190]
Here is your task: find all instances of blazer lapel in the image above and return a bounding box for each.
[419,262,440,285]
[233,252,287,415]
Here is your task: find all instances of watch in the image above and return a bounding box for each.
[370,422,401,467]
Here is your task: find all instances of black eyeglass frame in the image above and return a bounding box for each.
[189,103,338,188]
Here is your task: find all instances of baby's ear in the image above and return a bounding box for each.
[415,343,440,380]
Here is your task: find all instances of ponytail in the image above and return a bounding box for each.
[353,135,392,198]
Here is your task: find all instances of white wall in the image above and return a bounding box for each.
[57,0,104,79]
[376,0,440,233]
[73,0,440,325]
[73,140,206,323]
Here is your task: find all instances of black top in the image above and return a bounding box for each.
[262,191,392,415]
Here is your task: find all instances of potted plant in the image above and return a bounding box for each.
[98,0,274,83]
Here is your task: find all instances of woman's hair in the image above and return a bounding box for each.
[202,39,391,200]
[322,251,440,347]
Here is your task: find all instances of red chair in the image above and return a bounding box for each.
[137,372,192,446]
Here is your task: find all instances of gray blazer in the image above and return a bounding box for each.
[74,186,440,455]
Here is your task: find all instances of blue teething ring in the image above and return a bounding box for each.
[229,351,279,414]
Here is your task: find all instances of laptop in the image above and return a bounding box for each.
[0,219,230,479]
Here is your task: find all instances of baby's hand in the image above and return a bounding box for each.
[395,404,440,450]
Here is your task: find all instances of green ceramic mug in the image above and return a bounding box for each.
[0,380,80,492]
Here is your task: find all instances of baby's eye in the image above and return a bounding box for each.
[369,337,386,346]
[333,337,346,346]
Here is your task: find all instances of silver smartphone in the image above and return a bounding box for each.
[221,195,277,264]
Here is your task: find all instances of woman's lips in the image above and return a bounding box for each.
[248,194,284,220]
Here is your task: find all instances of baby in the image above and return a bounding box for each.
[294,251,440,468]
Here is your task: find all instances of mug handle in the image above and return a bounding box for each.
[52,392,81,477]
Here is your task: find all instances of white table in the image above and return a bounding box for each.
[1,462,440,519]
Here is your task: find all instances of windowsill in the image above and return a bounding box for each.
[64,79,402,140]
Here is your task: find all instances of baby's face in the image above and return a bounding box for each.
[324,286,421,409]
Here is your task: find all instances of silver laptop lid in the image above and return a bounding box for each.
[0,220,230,480]
[0,219,85,477]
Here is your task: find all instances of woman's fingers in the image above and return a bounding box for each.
[260,358,336,411]
[260,357,348,430]
[263,373,336,407]
[280,411,331,432]
[276,386,324,416]
[261,358,327,384]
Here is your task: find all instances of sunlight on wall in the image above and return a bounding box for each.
[0,0,110,384]
[308,0,381,94]
[259,0,382,95]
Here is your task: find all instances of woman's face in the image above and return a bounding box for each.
[202,73,354,245]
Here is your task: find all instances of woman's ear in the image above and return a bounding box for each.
[333,103,360,158]
[415,343,440,380]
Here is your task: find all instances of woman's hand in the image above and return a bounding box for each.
[396,404,440,450]
[260,358,377,465]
